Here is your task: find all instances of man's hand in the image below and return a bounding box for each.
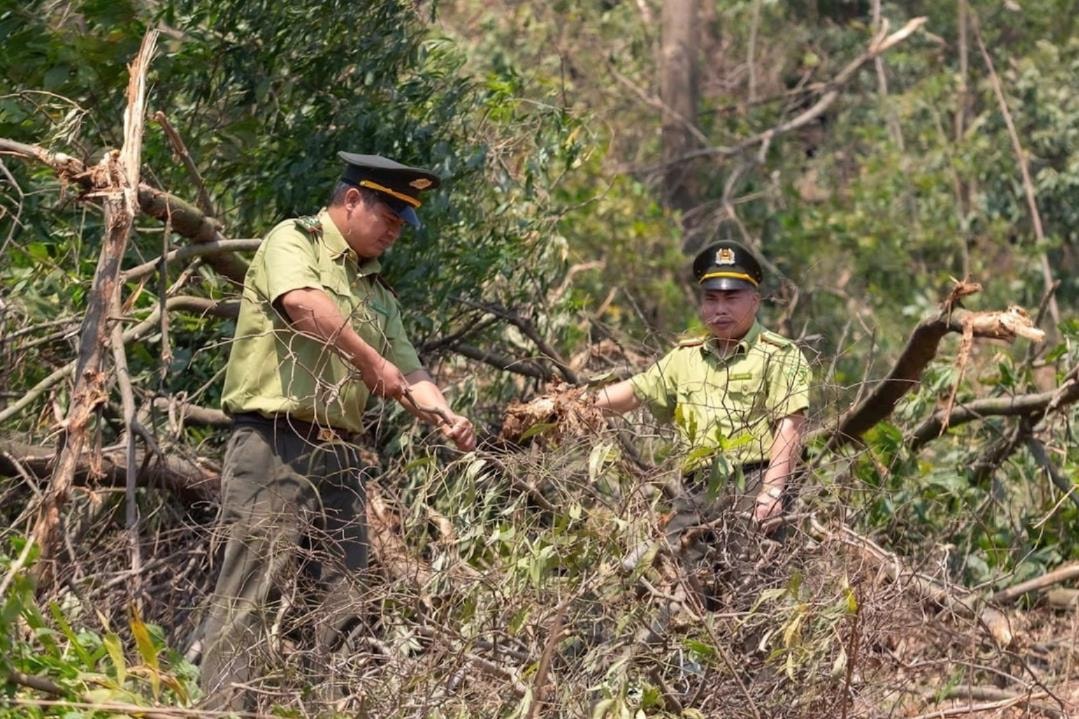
[753,487,783,530]
[440,412,476,451]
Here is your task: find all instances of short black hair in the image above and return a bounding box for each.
[328,181,382,208]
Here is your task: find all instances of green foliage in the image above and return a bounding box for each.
[0,538,199,715]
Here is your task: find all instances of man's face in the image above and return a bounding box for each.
[341,188,405,259]
[698,287,760,341]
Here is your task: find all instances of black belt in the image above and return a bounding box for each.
[231,412,357,444]
[684,460,769,484]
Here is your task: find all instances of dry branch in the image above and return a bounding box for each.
[808,517,1014,647]
[0,296,238,426]
[826,293,1044,451]
[990,563,1079,605]
[31,32,158,585]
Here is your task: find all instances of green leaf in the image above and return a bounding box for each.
[130,608,160,699]
[103,632,126,686]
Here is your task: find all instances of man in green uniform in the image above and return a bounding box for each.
[595,240,809,585]
[198,153,475,708]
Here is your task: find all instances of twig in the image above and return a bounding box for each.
[971,11,1059,327]
[152,110,216,217]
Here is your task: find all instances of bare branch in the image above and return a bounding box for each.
[121,238,261,282]
[825,290,1044,451]
[153,110,216,217]
[909,382,1079,451]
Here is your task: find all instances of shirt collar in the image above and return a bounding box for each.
[319,208,382,275]
[701,321,763,359]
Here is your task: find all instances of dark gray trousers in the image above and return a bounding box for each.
[197,422,368,709]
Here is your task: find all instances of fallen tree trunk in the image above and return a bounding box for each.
[0,440,219,505]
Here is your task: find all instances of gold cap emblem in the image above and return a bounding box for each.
[716,247,736,266]
[409,178,432,190]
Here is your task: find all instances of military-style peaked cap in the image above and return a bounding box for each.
[692,240,763,291]
[338,152,441,228]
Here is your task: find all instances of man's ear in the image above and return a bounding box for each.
[346,186,364,210]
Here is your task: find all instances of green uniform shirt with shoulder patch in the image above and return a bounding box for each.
[629,322,810,472]
[221,209,423,433]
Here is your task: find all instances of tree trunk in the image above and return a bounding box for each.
[659,0,700,217]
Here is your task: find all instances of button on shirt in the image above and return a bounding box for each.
[629,322,810,472]
[221,209,423,433]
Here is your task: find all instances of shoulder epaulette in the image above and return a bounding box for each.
[759,330,794,348]
[294,215,323,238]
[677,334,708,349]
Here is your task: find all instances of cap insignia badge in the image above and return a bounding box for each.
[716,247,736,265]
[409,178,432,190]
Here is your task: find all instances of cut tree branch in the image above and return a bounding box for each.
[826,290,1044,451]
[32,31,158,586]
[0,149,247,285]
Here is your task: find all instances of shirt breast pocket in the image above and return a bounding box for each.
[723,375,764,411]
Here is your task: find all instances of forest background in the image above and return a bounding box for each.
[0,0,1077,717]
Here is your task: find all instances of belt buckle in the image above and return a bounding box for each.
[317,426,339,443]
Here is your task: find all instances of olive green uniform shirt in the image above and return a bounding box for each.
[221,209,423,433]
[630,322,810,473]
